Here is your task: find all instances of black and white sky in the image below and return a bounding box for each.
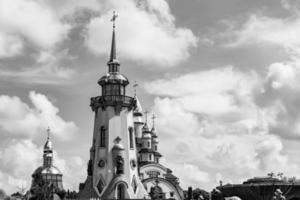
[1,0,300,194]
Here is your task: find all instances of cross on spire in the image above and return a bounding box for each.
[46,126,51,140]
[108,11,120,70]
[152,113,157,128]
[133,81,138,97]
[144,110,149,124]
[111,11,118,29]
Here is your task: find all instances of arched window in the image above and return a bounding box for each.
[129,127,134,149]
[149,154,152,161]
[100,126,106,147]
[155,145,157,151]
[117,183,125,199]
[147,141,150,148]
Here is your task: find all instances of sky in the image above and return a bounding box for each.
[1,0,300,194]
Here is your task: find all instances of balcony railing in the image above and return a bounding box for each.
[90,95,136,111]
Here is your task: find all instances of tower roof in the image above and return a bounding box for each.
[44,127,53,151]
[107,11,120,68]
[107,24,119,66]
[134,96,143,113]
[98,11,129,87]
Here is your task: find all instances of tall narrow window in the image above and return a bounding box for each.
[129,127,134,149]
[155,145,157,151]
[100,126,106,147]
[117,184,125,199]
[147,141,150,148]
[149,154,152,161]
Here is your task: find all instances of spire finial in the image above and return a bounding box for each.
[144,110,149,124]
[152,113,157,128]
[133,81,138,97]
[46,126,50,140]
[111,11,118,29]
[108,11,120,71]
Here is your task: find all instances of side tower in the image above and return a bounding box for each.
[79,12,149,199]
[30,128,65,200]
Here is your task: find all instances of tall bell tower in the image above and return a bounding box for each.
[78,12,149,199]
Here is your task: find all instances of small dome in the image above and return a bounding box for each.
[41,166,62,175]
[151,126,156,133]
[143,133,152,139]
[33,165,62,176]
[142,123,149,132]
[113,143,125,151]
[44,139,53,151]
[134,96,143,113]
[98,73,129,86]
[33,166,44,175]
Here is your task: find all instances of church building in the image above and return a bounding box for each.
[78,12,184,200]
[29,128,65,200]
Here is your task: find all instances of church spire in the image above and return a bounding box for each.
[43,127,53,167]
[107,11,120,73]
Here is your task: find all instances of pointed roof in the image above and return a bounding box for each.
[107,27,119,65]
[107,11,120,68]
[134,96,143,113]
[44,127,53,151]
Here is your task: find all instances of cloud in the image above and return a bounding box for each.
[145,66,259,117]
[85,0,198,67]
[223,13,300,57]
[145,66,300,190]
[254,60,300,139]
[0,91,77,140]
[0,50,76,84]
[0,91,82,193]
[0,32,23,58]
[0,139,85,194]
[0,0,70,52]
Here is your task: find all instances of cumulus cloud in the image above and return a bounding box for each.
[0,50,76,84]
[254,60,300,139]
[0,91,83,193]
[0,0,70,52]
[0,32,23,58]
[145,66,259,118]
[145,66,300,190]
[0,91,77,140]
[0,139,85,194]
[85,0,198,67]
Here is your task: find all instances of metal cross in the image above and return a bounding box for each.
[133,81,138,96]
[144,110,149,124]
[152,113,157,128]
[110,11,118,28]
[46,126,51,140]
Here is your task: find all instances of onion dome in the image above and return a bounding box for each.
[41,166,62,174]
[112,143,125,151]
[142,123,150,132]
[44,138,53,152]
[134,96,143,113]
[151,113,157,136]
[98,73,129,86]
[44,127,53,152]
[154,152,162,157]
[142,132,152,139]
[112,136,125,151]
[152,136,158,143]
[133,96,144,124]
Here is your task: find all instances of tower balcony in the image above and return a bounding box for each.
[90,95,136,111]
